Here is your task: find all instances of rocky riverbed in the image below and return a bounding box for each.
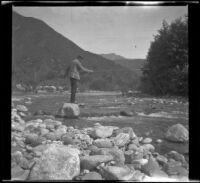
[11,99,189,181]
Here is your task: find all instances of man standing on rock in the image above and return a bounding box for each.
[64,55,93,103]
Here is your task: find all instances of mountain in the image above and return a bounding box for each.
[12,11,140,91]
[101,53,126,60]
[101,54,146,76]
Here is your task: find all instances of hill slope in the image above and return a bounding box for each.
[12,11,139,91]
[101,54,145,75]
[101,53,126,60]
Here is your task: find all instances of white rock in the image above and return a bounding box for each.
[16,105,28,112]
[29,144,80,180]
[142,138,152,144]
[57,103,80,118]
[165,124,188,142]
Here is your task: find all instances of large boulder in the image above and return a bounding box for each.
[80,155,113,171]
[29,144,80,180]
[56,103,80,118]
[165,124,188,142]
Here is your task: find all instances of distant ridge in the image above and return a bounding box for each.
[101,53,146,75]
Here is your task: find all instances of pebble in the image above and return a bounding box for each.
[142,138,152,144]
[156,139,162,143]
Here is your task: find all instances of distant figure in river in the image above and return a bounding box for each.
[64,55,93,103]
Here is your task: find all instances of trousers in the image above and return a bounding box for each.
[70,77,78,103]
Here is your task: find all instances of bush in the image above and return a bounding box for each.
[140,15,188,96]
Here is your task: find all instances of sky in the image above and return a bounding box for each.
[13,6,187,59]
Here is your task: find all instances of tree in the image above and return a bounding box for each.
[140,15,188,96]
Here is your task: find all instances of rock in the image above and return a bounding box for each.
[19,112,26,117]
[132,159,148,166]
[124,150,134,164]
[80,172,103,180]
[61,134,75,145]
[57,103,80,118]
[12,111,25,124]
[29,144,80,180]
[141,144,155,152]
[79,103,86,108]
[114,127,136,139]
[25,134,45,147]
[120,111,134,117]
[11,165,29,180]
[128,143,139,151]
[16,105,28,112]
[43,119,62,128]
[155,154,168,166]
[38,123,46,129]
[141,157,162,177]
[163,160,188,176]
[166,151,187,168]
[80,155,113,171]
[39,128,49,136]
[45,132,61,141]
[93,139,113,148]
[24,133,39,144]
[12,151,23,164]
[88,145,99,155]
[12,122,25,132]
[165,124,188,142]
[142,137,152,144]
[75,133,93,145]
[156,139,163,143]
[32,144,48,152]
[138,137,143,142]
[99,165,135,180]
[90,126,113,139]
[25,101,32,105]
[131,137,140,146]
[54,126,67,137]
[129,170,145,181]
[113,133,130,147]
[169,174,188,181]
[130,147,145,161]
[46,124,55,131]
[18,157,30,169]
[93,147,125,165]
